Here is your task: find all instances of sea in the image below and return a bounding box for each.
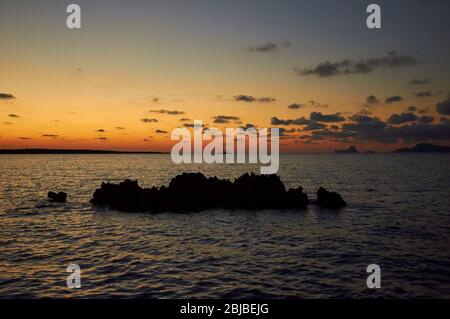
[0,154,449,298]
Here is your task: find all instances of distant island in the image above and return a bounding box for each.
[393,143,450,153]
[0,149,167,154]
[334,145,359,154]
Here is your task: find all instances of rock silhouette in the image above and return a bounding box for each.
[91,173,348,212]
[316,187,347,209]
[91,172,311,213]
[334,145,359,153]
[393,143,450,153]
[48,191,67,202]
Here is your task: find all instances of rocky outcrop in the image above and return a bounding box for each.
[334,145,359,153]
[91,173,348,213]
[91,173,310,213]
[48,191,67,202]
[315,187,347,209]
[393,143,450,153]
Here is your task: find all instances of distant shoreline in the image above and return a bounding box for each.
[0,149,168,154]
[1,143,450,155]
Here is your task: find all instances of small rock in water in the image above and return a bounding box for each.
[316,187,346,209]
[48,191,67,202]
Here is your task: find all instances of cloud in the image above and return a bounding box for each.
[358,109,373,116]
[387,112,418,125]
[417,115,434,124]
[212,115,240,124]
[248,42,278,53]
[8,114,20,118]
[365,95,380,106]
[19,137,32,140]
[155,129,168,134]
[248,41,291,53]
[3,122,12,125]
[179,118,191,122]
[311,129,356,140]
[414,90,442,98]
[0,93,15,100]
[270,116,326,131]
[241,123,256,130]
[295,51,417,77]
[310,112,345,123]
[414,91,432,98]
[436,97,450,115]
[387,123,450,143]
[308,100,328,108]
[256,96,276,103]
[233,95,276,103]
[95,129,106,132]
[271,116,309,126]
[141,118,158,123]
[310,112,450,144]
[288,103,303,109]
[409,78,431,85]
[418,106,429,114]
[343,115,387,137]
[96,137,108,141]
[115,126,126,130]
[149,109,185,115]
[302,121,327,131]
[385,95,403,104]
[42,134,59,138]
[287,100,329,109]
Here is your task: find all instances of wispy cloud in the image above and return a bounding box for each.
[234,95,276,103]
[310,112,345,123]
[408,78,432,85]
[212,115,240,124]
[385,96,403,104]
[365,95,380,106]
[0,93,15,100]
[295,51,417,77]
[387,112,418,125]
[414,90,442,98]
[149,109,184,115]
[288,103,303,109]
[248,41,291,53]
[141,118,158,123]
[42,134,59,138]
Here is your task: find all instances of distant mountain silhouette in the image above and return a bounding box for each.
[334,145,359,154]
[393,143,450,153]
[0,148,166,154]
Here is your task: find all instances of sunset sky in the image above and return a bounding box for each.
[1,0,449,152]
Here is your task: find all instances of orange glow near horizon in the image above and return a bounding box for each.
[1,1,449,153]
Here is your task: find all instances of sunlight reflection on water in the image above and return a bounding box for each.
[0,154,449,298]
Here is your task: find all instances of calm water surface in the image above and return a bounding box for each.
[0,154,449,298]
